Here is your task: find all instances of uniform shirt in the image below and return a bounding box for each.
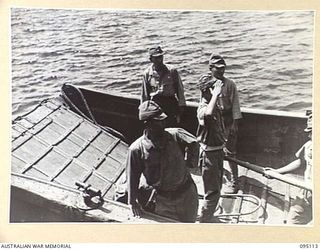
[218,76,242,122]
[141,64,186,107]
[196,98,226,150]
[127,127,197,204]
[295,140,312,201]
[296,140,312,183]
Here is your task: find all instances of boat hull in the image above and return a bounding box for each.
[68,85,308,169]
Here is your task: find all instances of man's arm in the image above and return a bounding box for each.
[141,71,150,104]
[264,143,307,178]
[126,145,144,217]
[276,159,302,174]
[205,81,223,117]
[264,158,303,180]
[168,128,199,169]
[231,82,242,120]
[230,81,242,135]
[172,68,186,107]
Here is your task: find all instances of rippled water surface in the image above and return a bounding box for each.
[11,8,314,117]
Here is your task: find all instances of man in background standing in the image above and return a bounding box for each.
[141,45,186,127]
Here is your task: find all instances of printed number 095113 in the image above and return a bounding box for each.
[300,244,319,248]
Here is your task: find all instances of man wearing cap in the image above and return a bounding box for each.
[208,54,242,194]
[264,112,313,224]
[141,45,186,127]
[126,100,199,222]
[196,75,227,223]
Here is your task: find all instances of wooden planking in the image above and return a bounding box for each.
[32,149,69,177]
[77,143,105,167]
[24,103,57,124]
[35,119,67,145]
[96,157,124,183]
[108,142,127,163]
[85,172,113,195]
[25,167,50,181]
[12,136,48,166]
[11,156,26,173]
[92,131,120,151]
[11,98,129,203]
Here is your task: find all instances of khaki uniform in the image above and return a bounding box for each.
[141,65,186,126]
[197,98,226,222]
[127,128,198,222]
[218,76,242,153]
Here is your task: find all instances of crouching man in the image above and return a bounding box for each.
[127,100,199,222]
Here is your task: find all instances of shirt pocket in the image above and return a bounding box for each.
[143,152,161,185]
[150,77,159,91]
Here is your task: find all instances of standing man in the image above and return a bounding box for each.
[208,54,242,194]
[141,45,186,127]
[127,100,199,222]
[196,75,226,223]
[264,112,313,224]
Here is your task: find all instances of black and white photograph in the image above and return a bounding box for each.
[5,3,319,245]
[10,8,314,226]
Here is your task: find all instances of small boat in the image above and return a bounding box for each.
[11,83,311,224]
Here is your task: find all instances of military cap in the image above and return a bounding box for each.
[138,100,167,121]
[209,54,226,68]
[148,46,165,57]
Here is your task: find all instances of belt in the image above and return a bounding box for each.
[199,142,224,152]
[156,176,194,199]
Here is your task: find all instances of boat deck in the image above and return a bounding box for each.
[191,163,303,224]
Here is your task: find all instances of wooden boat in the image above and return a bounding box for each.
[10,83,311,224]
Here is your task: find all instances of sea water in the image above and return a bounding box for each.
[10,8,314,117]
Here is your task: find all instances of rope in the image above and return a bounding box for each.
[61,84,126,141]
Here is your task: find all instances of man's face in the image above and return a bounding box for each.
[210,65,225,79]
[150,55,164,66]
[146,119,165,137]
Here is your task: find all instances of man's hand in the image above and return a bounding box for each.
[263,167,276,179]
[223,146,232,155]
[230,120,238,136]
[130,201,142,218]
[176,106,185,124]
[210,80,223,97]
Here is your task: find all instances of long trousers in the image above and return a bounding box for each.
[198,148,224,223]
[155,180,199,223]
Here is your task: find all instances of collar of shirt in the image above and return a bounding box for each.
[141,130,171,151]
[149,64,169,76]
[207,72,226,82]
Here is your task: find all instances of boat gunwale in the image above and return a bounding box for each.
[11,173,178,223]
[79,85,308,119]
